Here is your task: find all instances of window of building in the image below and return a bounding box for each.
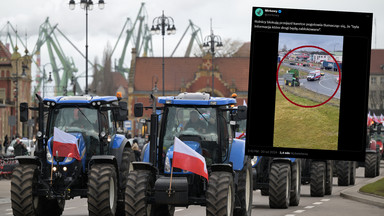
[0,88,5,104]
[371,77,377,85]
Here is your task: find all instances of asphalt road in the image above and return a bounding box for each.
[0,162,382,216]
[281,63,341,100]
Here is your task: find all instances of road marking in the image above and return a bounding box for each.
[294,210,306,213]
[321,199,330,202]
[313,202,323,205]
[175,209,184,212]
[64,207,77,210]
[285,214,296,216]
[305,206,315,209]
[5,209,12,211]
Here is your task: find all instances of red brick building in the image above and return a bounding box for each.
[127,48,250,136]
[0,41,32,142]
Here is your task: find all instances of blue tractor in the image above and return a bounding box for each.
[12,94,132,216]
[125,92,252,216]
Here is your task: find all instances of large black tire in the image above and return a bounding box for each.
[234,158,253,216]
[11,164,65,216]
[310,161,325,197]
[365,153,377,178]
[376,152,381,176]
[206,171,235,216]
[337,161,350,186]
[269,163,291,209]
[125,170,153,216]
[290,160,301,206]
[88,164,118,216]
[116,146,133,216]
[325,160,333,195]
[349,161,356,186]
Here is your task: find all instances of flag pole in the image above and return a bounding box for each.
[168,165,174,197]
[50,155,54,185]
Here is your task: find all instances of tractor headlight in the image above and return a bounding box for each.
[251,156,258,166]
[164,156,171,172]
[64,157,73,163]
[47,149,53,163]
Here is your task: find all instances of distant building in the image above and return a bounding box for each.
[127,48,249,136]
[0,41,32,140]
[368,49,384,113]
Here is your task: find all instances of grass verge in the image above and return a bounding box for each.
[273,87,340,150]
[359,177,384,197]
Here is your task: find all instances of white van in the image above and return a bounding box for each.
[307,70,321,81]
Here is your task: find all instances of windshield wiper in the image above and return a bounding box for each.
[75,105,93,125]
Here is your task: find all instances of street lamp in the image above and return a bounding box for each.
[151,11,176,96]
[203,21,223,96]
[69,0,105,95]
[42,63,53,98]
[11,47,28,137]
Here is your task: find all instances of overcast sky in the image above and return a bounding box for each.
[0,0,382,92]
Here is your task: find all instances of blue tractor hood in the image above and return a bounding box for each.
[47,132,87,171]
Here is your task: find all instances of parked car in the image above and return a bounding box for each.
[6,139,35,156]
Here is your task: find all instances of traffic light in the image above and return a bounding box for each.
[20,102,29,122]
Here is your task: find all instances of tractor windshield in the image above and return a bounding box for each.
[162,106,224,165]
[48,106,101,155]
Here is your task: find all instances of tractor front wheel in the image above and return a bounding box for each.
[206,171,235,216]
[88,164,118,216]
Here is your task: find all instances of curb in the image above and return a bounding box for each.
[340,174,384,208]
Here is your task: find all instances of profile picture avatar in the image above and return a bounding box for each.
[255,8,263,17]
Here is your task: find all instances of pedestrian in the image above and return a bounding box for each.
[4,135,9,154]
[14,138,27,156]
[132,139,141,161]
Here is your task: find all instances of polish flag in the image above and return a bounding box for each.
[172,137,208,181]
[53,127,81,160]
[367,112,373,126]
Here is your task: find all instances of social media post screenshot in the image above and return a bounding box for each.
[246,7,372,161]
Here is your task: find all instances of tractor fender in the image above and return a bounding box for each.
[15,156,41,167]
[272,157,297,163]
[89,155,118,174]
[110,134,131,169]
[132,161,158,177]
[229,138,245,171]
[211,163,234,174]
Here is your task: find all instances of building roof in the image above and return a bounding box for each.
[370,49,384,75]
[0,41,11,66]
[133,56,249,93]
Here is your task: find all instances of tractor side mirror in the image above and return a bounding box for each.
[116,101,128,121]
[236,105,247,121]
[134,103,144,117]
[20,102,29,122]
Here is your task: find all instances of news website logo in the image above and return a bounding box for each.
[255,8,263,17]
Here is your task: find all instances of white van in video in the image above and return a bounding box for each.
[307,70,321,81]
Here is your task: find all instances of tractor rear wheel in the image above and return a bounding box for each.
[310,161,325,197]
[337,161,350,186]
[325,160,333,195]
[11,164,65,216]
[234,158,253,216]
[269,163,291,209]
[290,160,301,206]
[365,152,377,178]
[349,161,356,185]
[88,164,118,216]
[206,171,235,216]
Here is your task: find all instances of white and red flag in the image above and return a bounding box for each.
[172,137,208,181]
[53,127,81,160]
